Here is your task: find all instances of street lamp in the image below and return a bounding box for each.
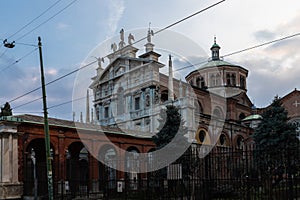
[3,37,54,200]
[3,39,15,48]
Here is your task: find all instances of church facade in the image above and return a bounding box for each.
[89,30,254,148]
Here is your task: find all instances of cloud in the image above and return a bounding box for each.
[56,23,70,30]
[106,0,125,36]
[254,30,276,42]
[46,68,58,76]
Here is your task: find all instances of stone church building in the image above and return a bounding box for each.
[89,30,253,148]
[0,28,299,199]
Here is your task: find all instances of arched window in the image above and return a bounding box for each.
[213,107,223,119]
[219,134,227,146]
[161,90,168,102]
[236,136,244,149]
[216,73,221,86]
[226,73,231,86]
[231,74,236,86]
[196,76,205,89]
[240,76,246,89]
[210,74,215,86]
[196,129,208,144]
[196,77,201,88]
[239,113,246,121]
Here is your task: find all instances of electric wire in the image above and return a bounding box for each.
[10,30,300,110]
[9,1,224,109]
[0,47,38,73]
[8,60,97,104]
[0,49,8,59]
[42,31,300,110]
[131,0,226,46]
[174,32,300,72]
[15,0,79,41]
[7,0,63,40]
[48,95,93,110]
[12,97,43,110]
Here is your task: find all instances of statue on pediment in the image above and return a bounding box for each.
[128,33,135,45]
[0,102,12,117]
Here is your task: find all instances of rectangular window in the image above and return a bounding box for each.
[104,107,109,118]
[135,97,140,110]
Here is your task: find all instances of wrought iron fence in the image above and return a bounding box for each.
[23,143,300,199]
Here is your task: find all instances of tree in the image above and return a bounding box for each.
[150,105,188,180]
[152,104,188,150]
[253,96,299,198]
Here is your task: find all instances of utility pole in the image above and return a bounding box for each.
[38,37,54,200]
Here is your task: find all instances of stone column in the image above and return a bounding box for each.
[0,120,22,199]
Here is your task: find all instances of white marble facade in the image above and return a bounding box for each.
[0,117,22,199]
[90,30,196,138]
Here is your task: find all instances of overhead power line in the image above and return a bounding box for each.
[174,32,300,72]
[12,97,43,110]
[132,0,226,46]
[44,31,300,110]
[7,0,63,40]
[8,1,225,109]
[8,60,97,104]
[0,48,38,73]
[9,31,300,111]
[16,0,79,41]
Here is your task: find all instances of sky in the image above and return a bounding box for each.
[0,0,299,121]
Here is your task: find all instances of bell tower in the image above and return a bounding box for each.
[211,36,220,60]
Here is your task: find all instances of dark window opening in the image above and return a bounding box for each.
[104,107,109,118]
[135,97,140,110]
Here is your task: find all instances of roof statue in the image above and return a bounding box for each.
[0,102,12,117]
[111,42,117,52]
[147,23,154,43]
[128,33,135,45]
[95,56,104,68]
[119,28,126,49]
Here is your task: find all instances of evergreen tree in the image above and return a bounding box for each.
[152,105,188,150]
[151,104,189,180]
[253,96,299,196]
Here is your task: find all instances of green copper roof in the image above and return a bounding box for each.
[211,42,220,49]
[242,114,263,121]
[199,60,239,69]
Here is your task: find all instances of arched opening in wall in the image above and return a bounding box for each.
[196,76,205,89]
[146,148,155,171]
[236,135,244,149]
[210,74,216,87]
[239,113,246,121]
[66,142,89,195]
[194,100,203,122]
[24,138,55,197]
[232,74,236,86]
[218,134,227,146]
[240,76,246,89]
[125,147,140,191]
[161,90,168,103]
[226,73,231,86]
[146,148,158,186]
[195,128,210,145]
[216,73,221,86]
[98,145,117,192]
[213,107,224,119]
